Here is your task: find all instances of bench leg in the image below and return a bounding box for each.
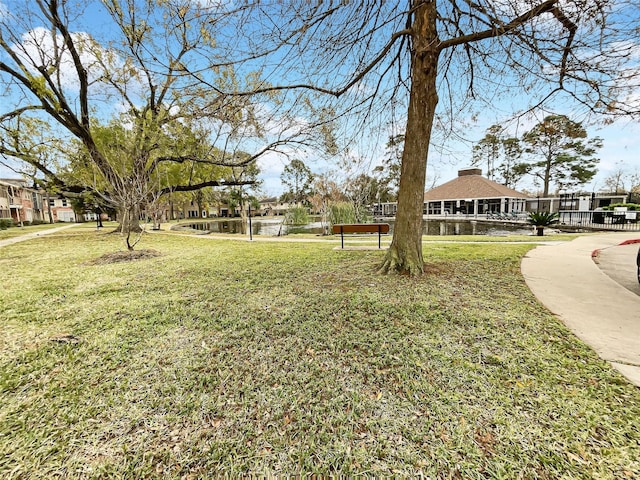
[340,226,344,249]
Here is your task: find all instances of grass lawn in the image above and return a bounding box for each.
[0,223,68,241]
[1,231,639,478]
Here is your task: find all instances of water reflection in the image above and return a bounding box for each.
[174,217,533,236]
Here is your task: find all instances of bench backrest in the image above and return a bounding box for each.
[332,223,390,234]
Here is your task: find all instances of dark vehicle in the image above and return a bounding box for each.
[637,245,640,284]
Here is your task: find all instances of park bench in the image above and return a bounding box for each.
[332,223,390,249]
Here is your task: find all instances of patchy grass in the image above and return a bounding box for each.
[84,249,162,265]
[1,233,639,478]
[0,222,66,240]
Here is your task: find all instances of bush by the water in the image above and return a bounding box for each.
[284,206,310,225]
[329,202,355,227]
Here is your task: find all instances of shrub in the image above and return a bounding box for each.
[528,211,559,236]
[329,202,356,227]
[603,203,639,211]
[284,206,309,225]
[0,218,13,230]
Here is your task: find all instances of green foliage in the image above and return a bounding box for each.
[527,211,559,227]
[284,206,309,225]
[603,203,640,211]
[0,218,12,230]
[329,201,357,226]
[281,159,314,205]
[0,0,269,248]
[473,125,523,188]
[520,115,602,196]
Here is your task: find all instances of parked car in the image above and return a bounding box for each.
[637,245,640,284]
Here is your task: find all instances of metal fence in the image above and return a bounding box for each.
[558,210,640,231]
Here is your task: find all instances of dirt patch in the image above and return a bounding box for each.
[85,249,162,265]
[422,262,454,276]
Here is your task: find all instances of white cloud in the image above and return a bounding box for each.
[11,27,146,111]
[253,102,311,139]
[256,149,286,176]
[16,28,95,89]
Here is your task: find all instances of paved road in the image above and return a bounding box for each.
[595,242,640,297]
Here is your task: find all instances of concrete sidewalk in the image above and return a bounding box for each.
[521,233,640,387]
[0,224,78,248]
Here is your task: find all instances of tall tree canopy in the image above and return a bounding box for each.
[280,159,314,206]
[472,125,525,188]
[520,115,602,196]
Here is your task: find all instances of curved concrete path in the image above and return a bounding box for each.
[0,223,78,248]
[521,233,640,387]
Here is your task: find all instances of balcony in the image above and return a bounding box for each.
[9,199,23,209]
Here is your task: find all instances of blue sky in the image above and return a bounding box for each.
[1,0,639,197]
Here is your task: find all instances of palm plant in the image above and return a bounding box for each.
[528,211,559,236]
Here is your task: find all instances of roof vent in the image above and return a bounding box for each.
[458,168,482,177]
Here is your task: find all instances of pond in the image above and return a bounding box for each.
[173,217,534,237]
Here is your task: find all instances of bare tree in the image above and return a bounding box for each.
[213,1,640,274]
[310,174,345,235]
[0,0,327,249]
[602,161,632,194]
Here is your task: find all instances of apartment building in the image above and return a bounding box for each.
[0,179,48,224]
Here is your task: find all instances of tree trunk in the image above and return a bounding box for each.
[115,204,143,251]
[543,157,552,197]
[45,191,54,224]
[380,2,439,275]
[239,200,247,235]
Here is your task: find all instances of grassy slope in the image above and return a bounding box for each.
[0,231,638,478]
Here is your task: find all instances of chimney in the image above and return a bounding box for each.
[458,168,482,177]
